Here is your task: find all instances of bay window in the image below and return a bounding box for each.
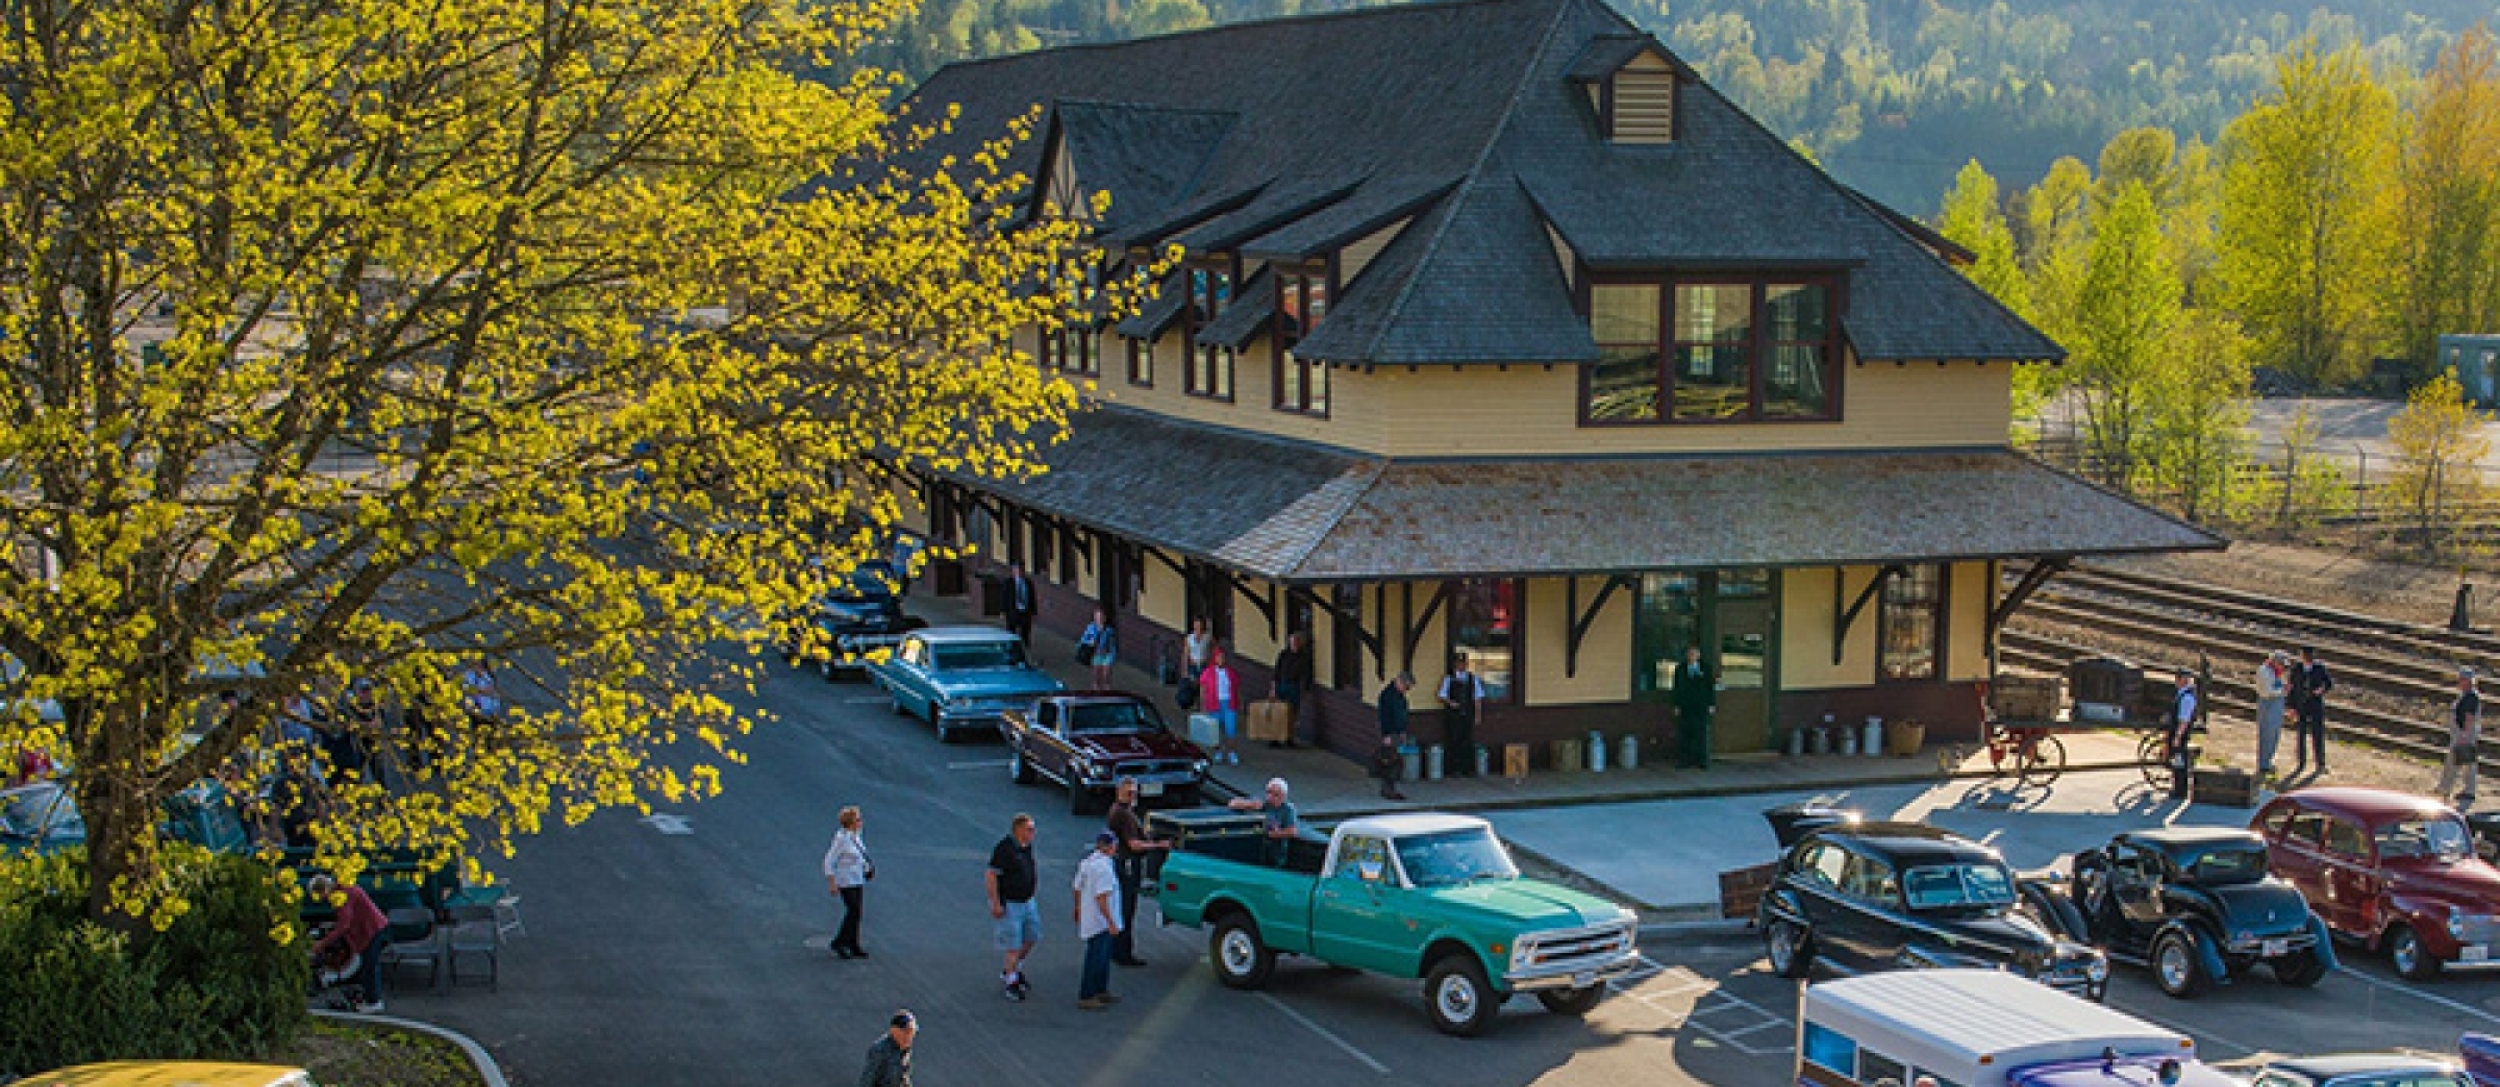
[1578,276,1840,424]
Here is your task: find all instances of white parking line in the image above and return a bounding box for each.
[1616,957,1796,1057]
[1254,992,1392,1075]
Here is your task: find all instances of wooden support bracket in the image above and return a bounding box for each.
[1564,575,1636,679]
[1833,564,1909,665]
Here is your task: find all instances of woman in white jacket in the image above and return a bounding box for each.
[824,806,872,959]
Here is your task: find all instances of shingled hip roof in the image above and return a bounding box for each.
[924,409,2222,583]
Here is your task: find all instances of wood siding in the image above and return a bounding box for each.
[1340,217,1410,288]
[1948,560,1992,681]
[1781,566,1874,690]
[1139,553,1188,632]
[1523,576,1632,705]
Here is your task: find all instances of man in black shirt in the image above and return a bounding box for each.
[1377,673,1412,800]
[2291,646,2335,775]
[2442,667,2481,805]
[1271,631,1314,749]
[985,814,1041,1000]
[1105,779,1169,967]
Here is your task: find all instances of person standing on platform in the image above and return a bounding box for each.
[1079,607,1119,690]
[1669,645,1716,770]
[1198,644,1244,766]
[1438,654,1486,777]
[2254,650,2289,781]
[1376,673,1413,801]
[1002,564,1038,647]
[1271,630,1313,749]
[2291,646,2335,776]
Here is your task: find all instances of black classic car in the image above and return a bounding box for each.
[780,560,926,680]
[1757,821,2110,1000]
[1002,692,1210,815]
[2037,827,2333,998]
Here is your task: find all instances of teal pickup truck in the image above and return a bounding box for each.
[1153,809,1639,1036]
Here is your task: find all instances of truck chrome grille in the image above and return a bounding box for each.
[1521,922,1636,967]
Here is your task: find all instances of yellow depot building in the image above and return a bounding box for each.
[887,0,2219,766]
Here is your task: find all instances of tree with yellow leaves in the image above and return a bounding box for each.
[2387,370,2495,554]
[0,0,1116,930]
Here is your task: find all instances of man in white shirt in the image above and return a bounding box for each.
[1073,830,1123,1010]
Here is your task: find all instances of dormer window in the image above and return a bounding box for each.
[1273,263,1331,416]
[1579,275,1842,425]
[1185,257,1236,400]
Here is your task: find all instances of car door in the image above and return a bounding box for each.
[1786,841,1852,963]
[2109,840,2165,928]
[2272,810,2333,919]
[1310,834,1402,973]
[1840,852,1904,967]
[1032,702,1072,780]
[2320,815,2381,937]
[898,637,938,714]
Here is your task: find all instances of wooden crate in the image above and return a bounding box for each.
[1991,675,2062,721]
[2192,767,2255,808]
[1719,862,1778,920]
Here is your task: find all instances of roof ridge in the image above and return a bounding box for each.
[924,0,1560,79]
[1348,0,1579,362]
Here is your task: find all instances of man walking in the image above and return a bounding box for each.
[1105,778,1169,967]
[1003,563,1037,646]
[858,1010,915,1087]
[1669,645,1716,770]
[2254,650,2289,781]
[1074,830,1123,1010]
[2442,668,2482,806]
[985,814,1041,1001]
[1376,673,1413,800]
[1438,654,1487,777]
[2291,646,2334,775]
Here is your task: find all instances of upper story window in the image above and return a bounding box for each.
[1273,265,1331,416]
[1042,326,1097,376]
[1579,276,1839,425]
[1125,338,1151,387]
[1186,259,1235,400]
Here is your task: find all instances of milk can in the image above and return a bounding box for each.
[1619,734,1641,770]
[1424,743,1444,780]
[1587,730,1608,772]
[1862,717,1884,758]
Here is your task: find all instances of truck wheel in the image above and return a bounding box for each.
[2272,946,2330,987]
[2153,930,2209,998]
[1425,955,1499,1038]
[1536,985,1604,1016]
[1210,914,1274,990]
[1764,917,1814,979]
[1008,746,1036,785]
[2389,923,2442,981]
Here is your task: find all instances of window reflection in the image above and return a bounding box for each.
[1448,578,1515,702]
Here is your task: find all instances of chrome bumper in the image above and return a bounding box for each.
[1504,949,1639,992]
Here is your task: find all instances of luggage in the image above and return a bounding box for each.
[1246,699,1293,742]
[1187,713,1222,748]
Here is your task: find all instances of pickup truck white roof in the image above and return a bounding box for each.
[1333,812,1491,840]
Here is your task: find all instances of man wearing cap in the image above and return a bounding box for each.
[859,1010,915,1087]
[1073,830,1123,1010]
[1228,778,1299,866]
[2441,668,2482,805]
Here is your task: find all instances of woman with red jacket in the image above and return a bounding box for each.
[310,874,392,1013]
[1197,644,1244,766]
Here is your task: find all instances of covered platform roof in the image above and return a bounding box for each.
[923,408,2224,584]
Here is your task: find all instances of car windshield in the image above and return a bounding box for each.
[1393,828,1519,889]
[1068,702,1163,734]
[1,783,84,843]
[2377,816,2473,861]
[933,642,1026,670]
[1900,863,2016,911]
[2184,845,2271,885]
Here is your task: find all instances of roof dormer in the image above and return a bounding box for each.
[1567,35,1693,146]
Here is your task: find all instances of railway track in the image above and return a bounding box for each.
[2000,560,2500,771]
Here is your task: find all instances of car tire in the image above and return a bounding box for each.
[1536,985,1604,1016]
[1008,746,1036,785]
[1210,913,1274,990]
[2152,929,2210,998]
[1764,916,1814,979]
[2389,923,2442,981]
[1425,955,1500,1038]
[1069,781,1098,816]
[2272,946,2330,987]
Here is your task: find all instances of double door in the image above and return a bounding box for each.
[1635,570,1776,754]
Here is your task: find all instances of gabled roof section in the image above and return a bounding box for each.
[1172,178,1365,254]
[1563,33,1696,83]
[1242,177,1458,261]
[1051,101,1238,234]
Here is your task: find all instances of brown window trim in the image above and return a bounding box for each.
[1573,272,1848,427]
[1184,254,1240,402]
[1271,261,1333,418]
[1125,336,1152,388]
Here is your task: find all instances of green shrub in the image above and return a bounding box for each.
[0,845,307,1075]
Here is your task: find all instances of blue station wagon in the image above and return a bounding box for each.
[866,626,1065,742]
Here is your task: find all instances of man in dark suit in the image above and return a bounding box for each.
[1003,563,1037,645]
[2290,646,2334,775]
[1670,645,1716,769]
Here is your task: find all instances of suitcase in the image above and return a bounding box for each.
[1187,713,1222,748]
[1246,699,1293,742]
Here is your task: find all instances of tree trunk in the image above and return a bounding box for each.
[76,763,151,940]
